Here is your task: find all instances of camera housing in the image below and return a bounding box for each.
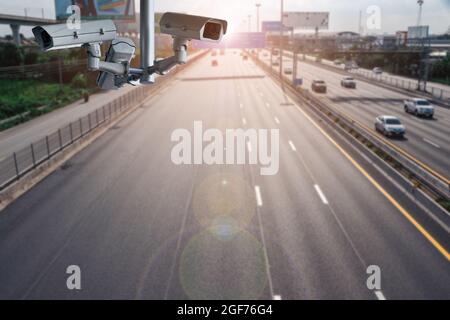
[97,38,136,90]
[32,20,117,51]
[160,12,227,42]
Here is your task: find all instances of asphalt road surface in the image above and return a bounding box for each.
[262,50,450,179]
[0,50,449,299]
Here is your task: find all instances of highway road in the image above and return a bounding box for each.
[303,54,450,101]
[0,50,449,299]
[261,50,450,179]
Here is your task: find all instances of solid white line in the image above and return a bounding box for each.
[273,295,282,300]
[288,140,297,152]
[254,186,263,207]
[375,290,386,300]
[274,117,280,124]
[242,117,247,125]
[314,184,329,205]
[423,138,440,149]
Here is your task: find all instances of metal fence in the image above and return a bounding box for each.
[351,69,450,102]
[0,86,147,190]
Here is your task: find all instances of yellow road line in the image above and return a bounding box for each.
[296,105,450,261]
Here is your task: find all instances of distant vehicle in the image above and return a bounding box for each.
[404,98,434,118]
[373,67,383,74]
[211,60,218,67]
[284,67,293,75]
[375,116,405,137]
[243,55,248,61]
[220,49,225,55]
[272,49,279,56]
[344,61,359,70]
[211,50,217,57]
[311,80,327,93]
[341,76,356,89]
[272,59,280,67]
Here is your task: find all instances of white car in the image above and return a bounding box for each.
[341,76,356,88]
[375,116,406,137]
[404,98,434,118]
[284,67,293,75]
[373,67,383,74]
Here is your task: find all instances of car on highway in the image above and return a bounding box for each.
[341,76,356,89]
[284,67,293,75]
[243,55,248,61]
[375,116,406,137]
[404,98,434,118]
[373,67,383,74]
[272,59,280,67]
[211,60,218,67]
[311,80,327,93]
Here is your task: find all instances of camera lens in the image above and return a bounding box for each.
[203,22,221,40]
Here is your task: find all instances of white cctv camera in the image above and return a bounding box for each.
[97,38,136,90]
[160,12,227,42]
[32,20,116,51]
[148,13,227,75]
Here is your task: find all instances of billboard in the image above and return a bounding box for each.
[407,26,429,39]
[261,21,293,33]
[55,0,135,21]
[282,12,329,30]
[193,33,266,49]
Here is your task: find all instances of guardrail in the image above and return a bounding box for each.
[351,68,450,102]
[252,51,450,201]
[0,50,209,192]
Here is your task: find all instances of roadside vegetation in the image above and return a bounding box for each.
[0,43,93,131]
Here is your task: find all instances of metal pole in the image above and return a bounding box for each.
[256,4,261,32]
[140,0,155,84]
[248,15,252,33]
[279,0,284,79]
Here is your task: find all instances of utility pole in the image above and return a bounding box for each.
[279,0,284,78]
[417,0,424,27]
[140,0,155,84]
[358,10,363,35]
[255,3,261,32]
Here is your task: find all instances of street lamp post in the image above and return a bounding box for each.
[255,3,261,32]
[279,0,284,78]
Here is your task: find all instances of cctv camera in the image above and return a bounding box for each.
[160,12,227,42]
[32,20,116,51]
[97,38,136,90]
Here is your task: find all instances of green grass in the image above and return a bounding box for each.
[0,79,85,131]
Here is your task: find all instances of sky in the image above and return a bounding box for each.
[1,0,449,37]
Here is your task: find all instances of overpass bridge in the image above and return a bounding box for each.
[0,13,57,45]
